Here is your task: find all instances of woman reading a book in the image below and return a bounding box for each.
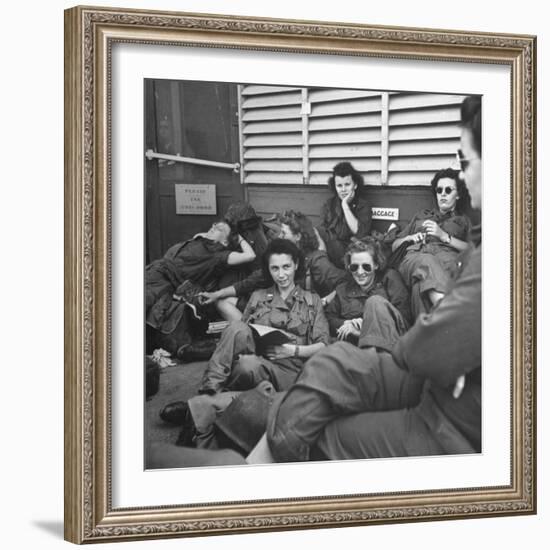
[197,238,330,394]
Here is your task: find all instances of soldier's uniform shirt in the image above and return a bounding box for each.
[199,285,329,394]
[242,286,330,346]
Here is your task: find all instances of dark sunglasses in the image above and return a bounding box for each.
[349,263,374,273]
[436,186,456,195]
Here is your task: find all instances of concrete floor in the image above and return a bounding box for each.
[145,359,251,468]
[145,359,208,447]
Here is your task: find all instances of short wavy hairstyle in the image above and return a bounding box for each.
[460,95,482,157]
[344,236,386,273]
[430,168,472,214]
[261,238,306,286]
[279,210,319,254]
[327,161,365,196]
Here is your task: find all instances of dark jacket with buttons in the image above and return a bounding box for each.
[320,195,372,242]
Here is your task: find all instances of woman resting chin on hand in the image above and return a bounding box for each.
[317,161,372,269]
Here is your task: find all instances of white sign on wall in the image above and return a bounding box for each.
[175,184,217,215]
[372,207,399,221]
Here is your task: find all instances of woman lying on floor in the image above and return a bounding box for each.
[145,220,256,354]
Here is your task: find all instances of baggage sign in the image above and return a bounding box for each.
[372,207,399,221]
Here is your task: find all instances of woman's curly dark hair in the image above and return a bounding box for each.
[223,201,267,256]
[344,237,386,273]
[430,168,472,214]
[327,161,365,196]
[279,210,319,254]
[261,239,306,286]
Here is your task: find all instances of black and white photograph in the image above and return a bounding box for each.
[59,2,539,544]
[144,80,482,469]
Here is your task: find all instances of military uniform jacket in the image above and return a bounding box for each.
[325,270,412,335]
[242,286,330,347]
[320,194,372,241]
[396,208,471,256]
[324,279,390,335]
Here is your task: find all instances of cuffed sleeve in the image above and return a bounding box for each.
[309,294,331,345]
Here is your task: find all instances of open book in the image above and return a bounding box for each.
[249,323,293,357]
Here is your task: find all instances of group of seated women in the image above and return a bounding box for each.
[149,156,475,464]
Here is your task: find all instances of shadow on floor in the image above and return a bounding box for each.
[32,520,64,539]
[145,359,208,455]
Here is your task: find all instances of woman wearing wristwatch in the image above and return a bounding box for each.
[391,168,472,318]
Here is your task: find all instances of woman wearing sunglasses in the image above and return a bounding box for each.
[325,237,409,350]
[390,168,472,318]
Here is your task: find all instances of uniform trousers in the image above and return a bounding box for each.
[357,295,408,352]
[199,321,303,394]
[266,342,434,462]
[399,250,456,318]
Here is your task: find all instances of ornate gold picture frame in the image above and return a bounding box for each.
[64,5,536,544]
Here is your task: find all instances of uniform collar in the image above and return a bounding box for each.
[304,249,325,264]
[343,278,378,298]
[428,207,457,222]
[265,285,305,307]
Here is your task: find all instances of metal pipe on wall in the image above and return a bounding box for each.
[145,149,240,172]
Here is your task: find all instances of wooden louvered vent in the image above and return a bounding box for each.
[239,85,465,187]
